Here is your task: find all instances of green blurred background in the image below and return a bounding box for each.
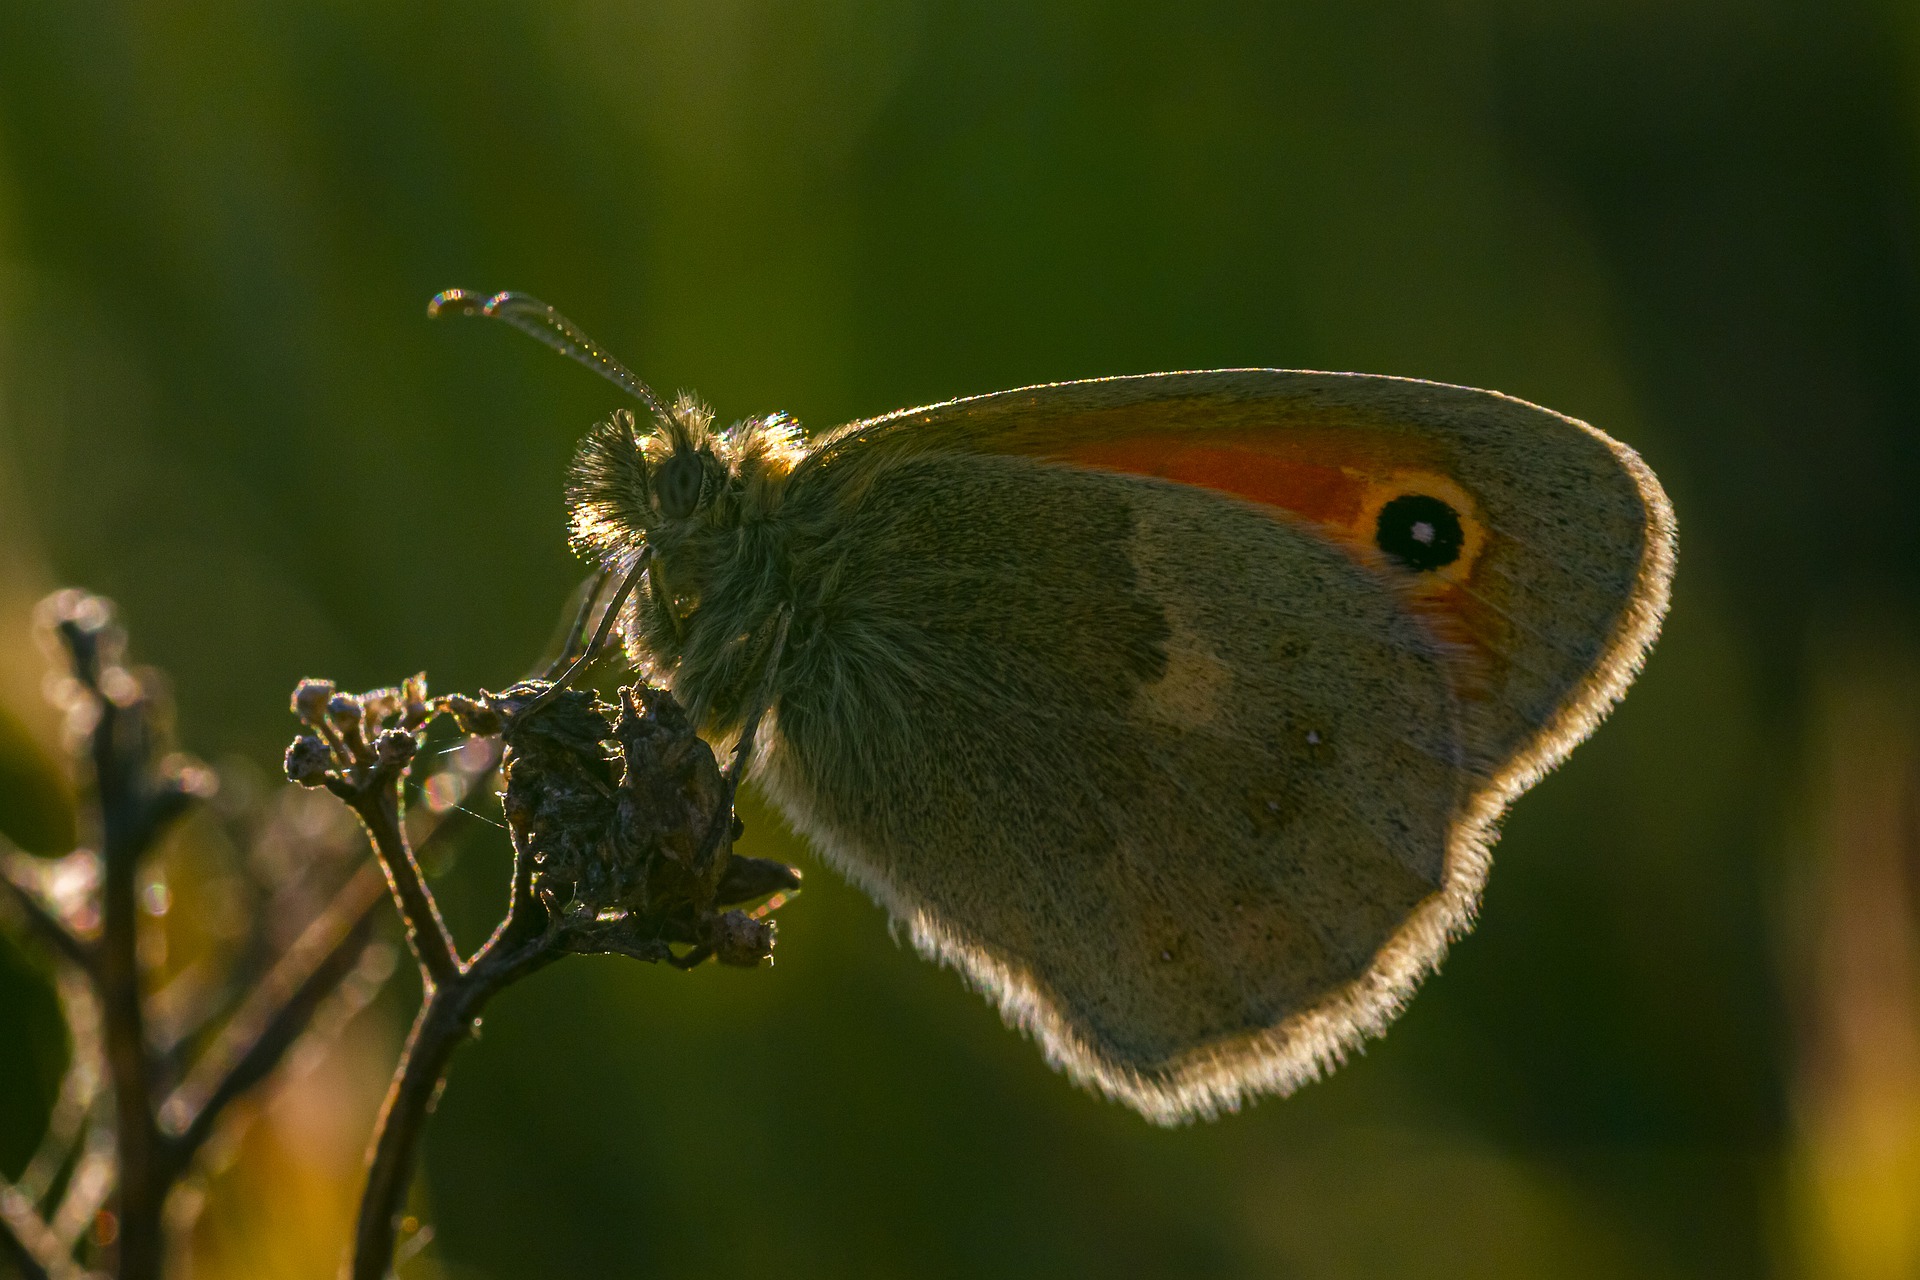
[2,1,1918,1276]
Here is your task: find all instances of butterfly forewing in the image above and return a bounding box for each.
[813,371,1675,791]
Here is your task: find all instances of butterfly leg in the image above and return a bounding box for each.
[685,608,793,876]
[643,552,685,648]
[725,607,792,788]
[540,566,612,680]
[665,945,713,971]
[520,549,652,716]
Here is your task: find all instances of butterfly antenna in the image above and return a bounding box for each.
[428,288,671,420]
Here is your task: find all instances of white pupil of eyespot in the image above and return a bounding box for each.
[1411,520,1435,545]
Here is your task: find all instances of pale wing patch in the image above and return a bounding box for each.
[1134,618,1232,730]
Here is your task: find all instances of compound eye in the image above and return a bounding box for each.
[1375,493,1464,572]
[656,451,703,519]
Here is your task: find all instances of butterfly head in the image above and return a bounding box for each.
[566,395,807,565]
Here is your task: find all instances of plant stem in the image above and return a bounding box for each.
[348,922,552,1280]
[91,698,169,1280]
[324,675,788,1280]
[344,787,461,990]
[349,982,470,1280]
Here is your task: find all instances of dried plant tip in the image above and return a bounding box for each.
[36,588,124,685]
[285,735,334,786]
[373,729,417,769]
[36,587,114,636]
[401,673,431,729]
[292,679,336,723]
[360,688,404,726]
[704,910,775,967]
[161,752,221,799]
[330,694,376,764]
[97,664,144,707]
[443,694,502,738]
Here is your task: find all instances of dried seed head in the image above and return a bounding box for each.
[705,910,775,967]
[284,735,334,786]
[373,729,416,769]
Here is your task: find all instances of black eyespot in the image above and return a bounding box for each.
[1375,494,1464,572]
[656,451,703,519]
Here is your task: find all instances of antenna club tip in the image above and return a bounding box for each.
[427,288,488,320]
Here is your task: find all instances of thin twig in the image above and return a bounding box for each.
[159,861,388,1168]
[348,938,552,1280]
[0,861,91,973]
[48,1136,114,1253]
[13,1062,96,1210]
[307,651,793,1280]
[144,955,225,1065]
[0,1165,103,1280]
[348,998,464,1279]
[0,1228,50,1280]
[90,741,171,1280]
[14,969,105,1210]
[0,1188,58,1280]
[5,595,423,1279]
[337,784,461,989]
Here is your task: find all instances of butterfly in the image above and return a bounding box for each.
[435,289,1675,1124]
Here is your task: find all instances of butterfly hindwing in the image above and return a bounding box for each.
[756,446,1477,1120]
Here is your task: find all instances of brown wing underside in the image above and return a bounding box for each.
[755,454,1470,1122]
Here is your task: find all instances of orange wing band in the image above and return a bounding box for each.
[1057,430,1503,709]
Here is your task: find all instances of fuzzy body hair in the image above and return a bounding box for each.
[566,371,1674,1123]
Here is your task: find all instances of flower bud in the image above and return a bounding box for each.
[326,692,364,731]
[291,679,335,724]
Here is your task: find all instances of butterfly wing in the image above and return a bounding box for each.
[758,372,1673,1122]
